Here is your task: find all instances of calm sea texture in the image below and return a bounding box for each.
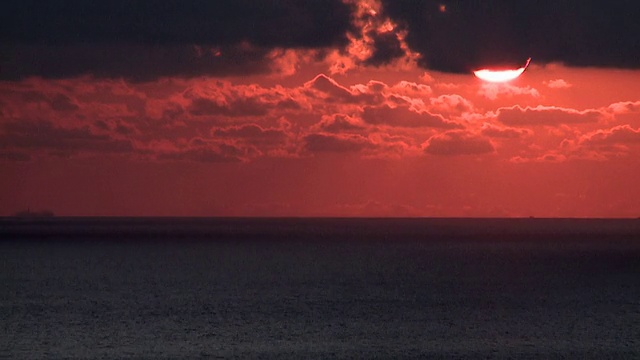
[1,218,639,359]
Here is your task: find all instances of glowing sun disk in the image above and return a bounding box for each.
[474,58,531,83]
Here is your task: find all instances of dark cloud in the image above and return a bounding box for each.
[16,90,79,111]
[381,0,640,72]
[3,0,640,80]
[481,123,532,139]
[361,105,461,128]
[428,94,474,117]
[1,43,274,81]
[554,125,640,160]
[213,124,288,146]
[182,80,303,118]
[304,133,373,153]
[580,125,640,146]
[364,32,405,66]
[114,123,135,135]
[156,147,242,163]
[0,0,353,80]
[49,94,80,112]
[424,130,495,156]
[498,106,602,126]
[0,120,133,155]
[188,96,268,117]
[313,114,365,133]
[0,151,31,161]
[1,0,352,47]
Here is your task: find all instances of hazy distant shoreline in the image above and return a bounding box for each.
[1,217,640,243]
[10,209,55,218]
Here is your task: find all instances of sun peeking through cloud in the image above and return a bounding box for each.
[474,58,531,83]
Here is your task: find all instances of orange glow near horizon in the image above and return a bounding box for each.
[474,58,532,83]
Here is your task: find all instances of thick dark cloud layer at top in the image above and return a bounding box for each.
[382,0,640,72]
[1,0,352,47]
[0,0,353,80]
[3,0,640,79]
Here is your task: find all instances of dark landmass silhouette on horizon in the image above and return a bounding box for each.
[12,209,55,218]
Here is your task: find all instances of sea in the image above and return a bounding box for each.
[1,217,639,359]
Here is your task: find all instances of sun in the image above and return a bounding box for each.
[474,58,531,83]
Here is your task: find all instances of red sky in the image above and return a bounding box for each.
[1,0,640,217]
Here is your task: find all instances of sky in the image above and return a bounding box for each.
[1,0,640,217]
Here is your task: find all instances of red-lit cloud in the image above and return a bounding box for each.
[544,79,572,89]
[304,133,375,153]
[361,105,460,128]
[497,105,603,126]
[580,125,640,145]
[423,130,495,156]
[0,120,133,160]
[2,0,640,217]
[481,123,532,139]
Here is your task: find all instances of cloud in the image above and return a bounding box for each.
[537,153,568,163]
[525,125,640,162]
[510,153,567,163]
[3,59,636,167]
[302,130,412,158]
[3,74,445,163]
[212,124,289,147]
[544,79,572,89]
[1,43,279,82]
[361,105,461,128]
[326,0,418,74]
[429,94,474,116]
[364,31,406,66]
[267,48,316,77]
[188,96,268,117]
[3,1,353,47]
[579,125,640,146]
[1,85,84,116]
[423,130,494,156]
[156,146,244,163]
[381,0,640,72]
[497,105,603,126]
[1,0,354,80]
[18,92,80,112]
[481,123,532,138]
[350,79,432,111]
[478,84,540,100]
[305,74,361,103]
[183,79,303,118]
[0,0,424,81]
[388,81,432,97]
[4,0,640,82]
[0,151,31,162]
[303,133,375,153]
[607,101,640,115]
[312,114,366,133]
[0,120,133,156]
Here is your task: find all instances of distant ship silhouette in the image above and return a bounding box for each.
[13,208,55,218]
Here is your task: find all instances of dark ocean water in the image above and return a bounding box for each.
[1,218,639,359]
